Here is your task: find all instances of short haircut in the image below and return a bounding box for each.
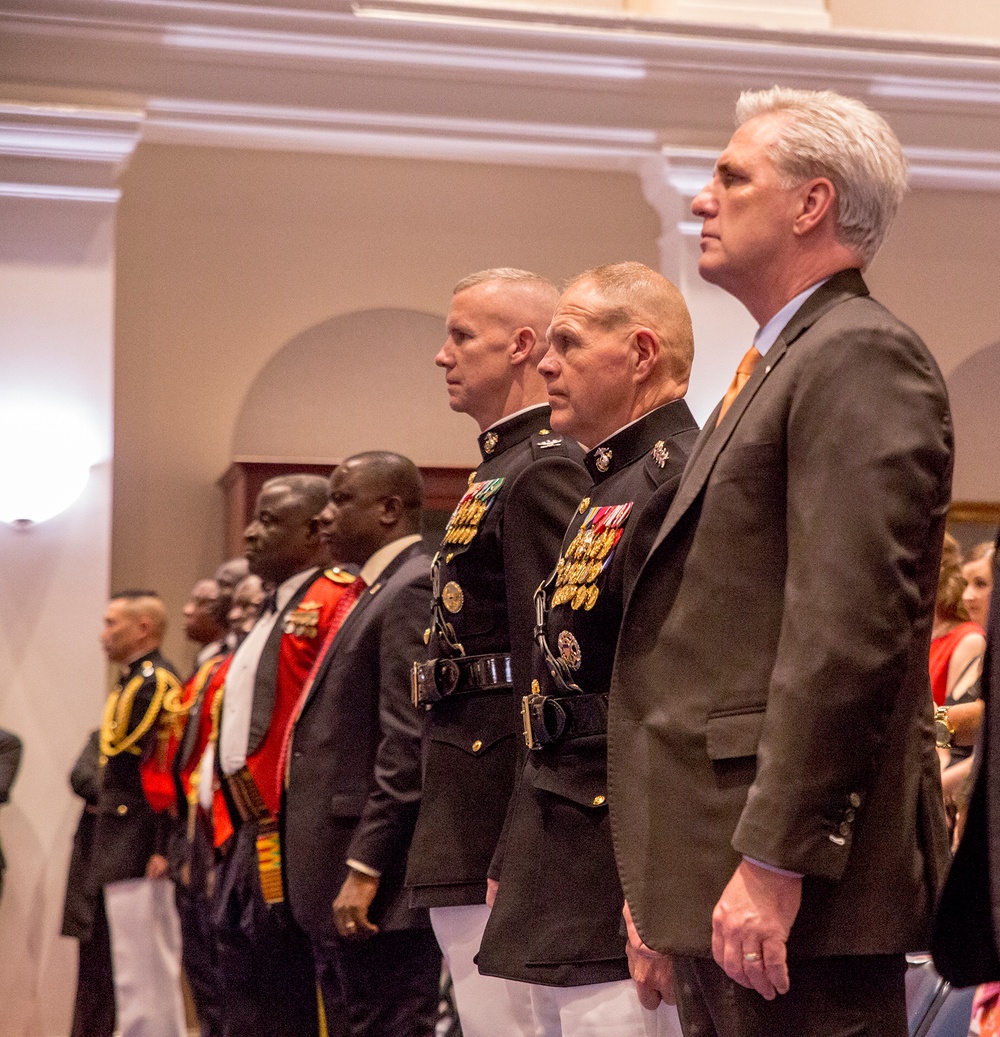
[453,268,556,299]
[735,87,908,268]
[937,532,970,624]
[565,262,694,383]
[339,452,424,513]
[260,473,329,520]
[214,556,249,593]
[110,590,167,641]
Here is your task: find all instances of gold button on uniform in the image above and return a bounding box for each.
[593,795,606,807]
[116,804,128,816]
[472,740,483,753]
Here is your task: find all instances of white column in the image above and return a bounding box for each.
[644,0,830,31]
[638,150,758,426]
[0,100,142,1037]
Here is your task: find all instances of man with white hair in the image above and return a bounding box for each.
[609,88,953,1035]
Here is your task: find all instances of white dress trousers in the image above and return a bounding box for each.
[104,876,187,1037]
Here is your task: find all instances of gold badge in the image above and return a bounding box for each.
[442,581,464,614]
[557,630,582,670]
[483,431,499,454]
[578,496,590,515]
[652,440,669,469]
[468,470,477,488]
[595,447,612,473]
[571,586,589,610]
[584,585,600,610]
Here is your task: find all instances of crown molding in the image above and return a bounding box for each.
[4,0,1000,190]
[0,101,143,198]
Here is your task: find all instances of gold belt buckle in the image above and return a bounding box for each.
[521,695,537,750]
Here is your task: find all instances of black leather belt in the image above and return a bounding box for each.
[411,653,514,707]
[521,691,608,750]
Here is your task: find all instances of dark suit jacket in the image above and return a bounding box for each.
[0,727,23,885]
[608,269,954,958]
[285,540,432,942]
[933,537,1000,986]
[62,731,102,940]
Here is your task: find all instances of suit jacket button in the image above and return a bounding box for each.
[471,740,483,753]
[844,808,855,822]
[116,804,128,816]
[849,792,861,808]
[593,794,606,807]
[839,821,851,837]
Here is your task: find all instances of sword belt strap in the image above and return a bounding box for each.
[522,691,608,750]
[412,652,513,708]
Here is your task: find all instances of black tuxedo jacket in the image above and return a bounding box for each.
[933,536,1000,986]
[284,541,432,942]
[608,269,954,958]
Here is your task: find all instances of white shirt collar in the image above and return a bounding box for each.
[754,279,829,358]
[359,534,423,587]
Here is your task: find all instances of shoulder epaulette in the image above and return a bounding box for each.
[324,567,357,585]
[530,427,573,460]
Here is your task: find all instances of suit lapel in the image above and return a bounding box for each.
[299,542,423,713]
[648,270,870,559]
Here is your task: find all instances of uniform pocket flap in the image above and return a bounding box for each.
[529,750,607,808]
[706,708,765,761]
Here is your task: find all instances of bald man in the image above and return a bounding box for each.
[406,269,590,1036]
[92,590,187,1037]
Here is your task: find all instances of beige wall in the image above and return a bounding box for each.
[829,0,1000,39]
[113,144,661,664]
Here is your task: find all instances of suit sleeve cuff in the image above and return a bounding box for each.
[346,858,382,879]
[743,855,804,879]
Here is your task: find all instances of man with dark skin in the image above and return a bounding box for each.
[214,474,355,1037]
[182,578,228,670]
[283,453,441,1037]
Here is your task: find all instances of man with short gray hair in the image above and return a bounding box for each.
[609,88,953,1035]
[406,268,590,1036]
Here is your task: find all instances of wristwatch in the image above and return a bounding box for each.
[934,706,955,749]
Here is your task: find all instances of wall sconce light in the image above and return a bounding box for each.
[0,400,99,528]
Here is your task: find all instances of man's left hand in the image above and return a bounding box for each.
[624,899,676,1009]
[711,858,801,1000]
[333,868,380,939]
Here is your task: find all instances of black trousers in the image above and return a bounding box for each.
[212,821,319,1037]
[313,927,442,1037]
[672,952,907,1037]
[174,820,222,1037]
[70,894,116,1037]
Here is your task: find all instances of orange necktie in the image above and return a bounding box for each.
[716,344,762,427]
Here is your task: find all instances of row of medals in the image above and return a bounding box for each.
[442,478,504,546]
[552,504,632,610]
